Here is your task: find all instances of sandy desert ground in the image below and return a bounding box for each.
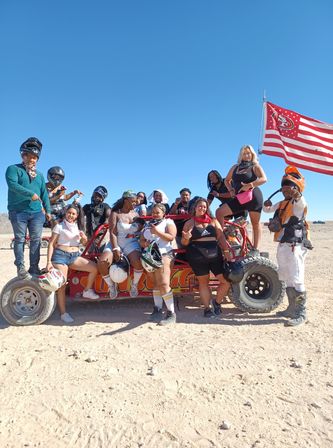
[0,223,332,448]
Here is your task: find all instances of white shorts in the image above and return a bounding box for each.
[119,238,141,256]
[277,243,307,291]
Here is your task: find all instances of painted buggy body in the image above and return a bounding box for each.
[0,215,285,326]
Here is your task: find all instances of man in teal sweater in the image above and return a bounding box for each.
[6,137,51,278]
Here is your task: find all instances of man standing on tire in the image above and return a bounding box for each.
[263,166,312,327]
[5,137,51,279]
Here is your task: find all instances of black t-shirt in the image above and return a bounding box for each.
[170,202,190,237]
[207,181,229,205]
[83,202,111,237]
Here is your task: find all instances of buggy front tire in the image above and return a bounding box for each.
[0,278,56,326]
[230,256,285,313]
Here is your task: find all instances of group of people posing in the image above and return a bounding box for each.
[6,137,311,327]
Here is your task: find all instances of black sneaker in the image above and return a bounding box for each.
[17,266,32,280]
[148,306,163,322]
[158,311,176,326]
[204,308,216,319]
[29,267,42,276]
[212,299,222,316]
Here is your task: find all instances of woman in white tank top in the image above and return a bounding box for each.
[109,191,144,298]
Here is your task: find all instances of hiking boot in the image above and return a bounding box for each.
[109,282,118,300]
[276,287,296,318]
[285,290,307,327]
[148,306,163,322]
[17,265,32,280]
[285,315,306,327]
[204,307,216,319]
[212,299,222,316]
[158,311,176,326]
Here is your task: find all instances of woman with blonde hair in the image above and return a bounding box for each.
[216,145,267,251]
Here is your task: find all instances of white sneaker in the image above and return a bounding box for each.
[129,283,138,298]
[82,289,100,300]
[109,282,118,299]
[61,312,74,324]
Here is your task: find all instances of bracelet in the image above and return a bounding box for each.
[112,246,121,252]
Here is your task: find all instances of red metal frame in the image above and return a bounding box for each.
[67,215,253,301]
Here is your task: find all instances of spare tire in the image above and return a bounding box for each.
[230,256,285,313]
[0,277,56,326]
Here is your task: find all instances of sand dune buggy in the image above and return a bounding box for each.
[0,215,285,325]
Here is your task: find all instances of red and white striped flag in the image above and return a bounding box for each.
[261,102,333,175]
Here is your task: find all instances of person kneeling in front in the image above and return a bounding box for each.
[46,203,99,323]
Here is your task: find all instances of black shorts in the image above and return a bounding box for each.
[186,241,226,277]
[228,187,263,214]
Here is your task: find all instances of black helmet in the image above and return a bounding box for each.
[93,185,108,200]
[20,137,42,159]
[47,166,65,187]
[223,261,244,283]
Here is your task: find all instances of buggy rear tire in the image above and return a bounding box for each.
[230,256,285,313]
[0,277,56,326]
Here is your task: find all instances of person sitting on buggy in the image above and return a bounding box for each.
[46,203,100,324]
[207,169,246,221]
[134,191,147,216]
[140,203,177,325]
[45,166,83,228]
[169,187,192,246]
[146,189,170,215]
[215,145,267,252]
[181,198,232,318]
[83,185,111,239]
[109,191,144,298]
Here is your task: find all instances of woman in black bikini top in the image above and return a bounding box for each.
[181,198,232,318]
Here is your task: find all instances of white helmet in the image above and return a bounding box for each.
[141,241,163,272]
[38,269,66,292]
[109,255,129,283]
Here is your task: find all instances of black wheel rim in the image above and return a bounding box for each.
[244,271,272,300]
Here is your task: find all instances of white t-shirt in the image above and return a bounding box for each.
[53,220,81,247]
[143,218,174,254]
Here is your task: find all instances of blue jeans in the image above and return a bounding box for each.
[9,210,45,273]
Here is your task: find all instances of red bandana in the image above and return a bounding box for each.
[194,213,212,224]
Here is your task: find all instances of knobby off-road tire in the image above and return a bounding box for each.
[230,256,285,313]
[0,277,56,326]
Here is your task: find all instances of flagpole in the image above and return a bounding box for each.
[258,90,267,155]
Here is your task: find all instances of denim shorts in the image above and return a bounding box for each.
[52,248,81,266]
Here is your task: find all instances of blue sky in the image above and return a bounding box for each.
[1,0,333,220]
